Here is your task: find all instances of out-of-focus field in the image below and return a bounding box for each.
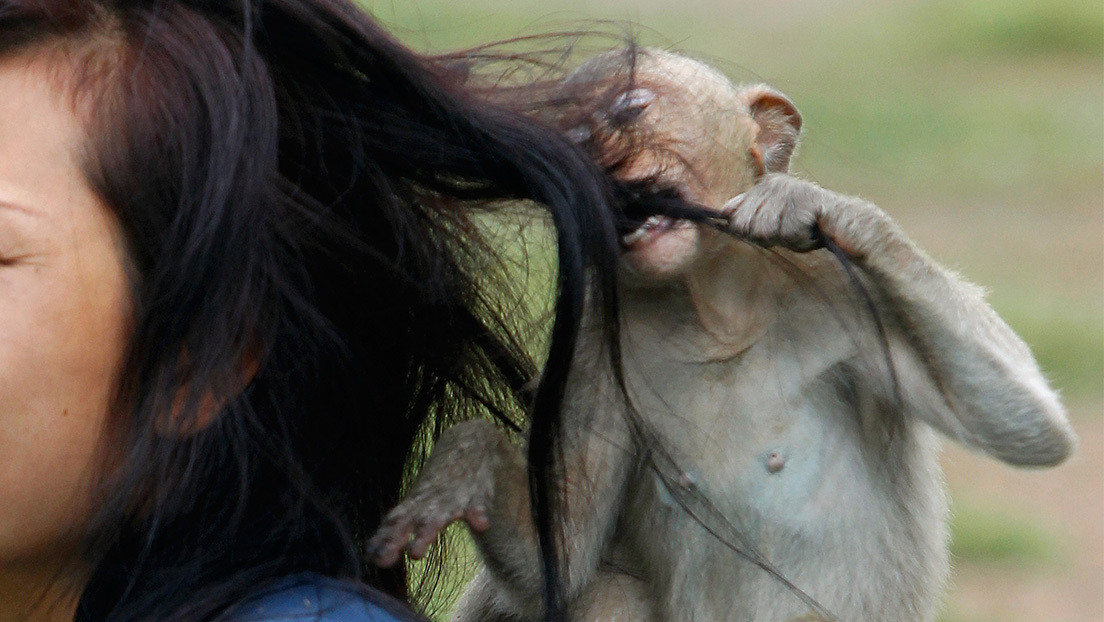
[368,1,1104,620]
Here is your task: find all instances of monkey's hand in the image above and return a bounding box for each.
[367,420,508,567]
[721,174,901,260]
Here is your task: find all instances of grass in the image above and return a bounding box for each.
[995,296,1104,405]
[913,0,1103,57]
[948,502,1062,565]
[936,501,1069,622]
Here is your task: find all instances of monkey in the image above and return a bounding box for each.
[368,49,1076,621]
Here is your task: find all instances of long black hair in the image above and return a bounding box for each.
[0,1,630,619]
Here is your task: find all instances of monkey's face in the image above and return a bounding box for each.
[578,52,769,283]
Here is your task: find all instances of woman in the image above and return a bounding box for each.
[0,1,627,619]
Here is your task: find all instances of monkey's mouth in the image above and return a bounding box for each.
[620,215,675,248]
[617,185,677,249]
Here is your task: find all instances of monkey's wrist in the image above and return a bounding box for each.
[817,199,906,262]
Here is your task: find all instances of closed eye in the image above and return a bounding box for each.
[609,88,655,127]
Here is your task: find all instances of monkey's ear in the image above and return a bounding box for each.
[743,86,802,173]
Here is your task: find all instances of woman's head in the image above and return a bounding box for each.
[1,5,349,615]
[0,1,627,619]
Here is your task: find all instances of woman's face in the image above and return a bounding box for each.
[0,55,131,576]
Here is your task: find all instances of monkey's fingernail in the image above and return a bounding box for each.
[721,193,746,216]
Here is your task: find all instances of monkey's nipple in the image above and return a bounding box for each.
[765,451,785,474]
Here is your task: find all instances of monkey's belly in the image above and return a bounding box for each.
[618,408,948,622]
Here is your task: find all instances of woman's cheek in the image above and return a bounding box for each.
[0,225,131,567]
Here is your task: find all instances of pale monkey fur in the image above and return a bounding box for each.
[370,49,1076,621]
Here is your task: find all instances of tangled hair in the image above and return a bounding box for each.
[0,2,653,620]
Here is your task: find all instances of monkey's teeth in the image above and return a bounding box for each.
[621,216,673,247]
[621,227,649,246]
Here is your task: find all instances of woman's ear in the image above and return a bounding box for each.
[741,85,802,173]
[161,351,260,436]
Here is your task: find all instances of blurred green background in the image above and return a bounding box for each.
[367,1,1104,620]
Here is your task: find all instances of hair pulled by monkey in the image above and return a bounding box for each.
[0,5,673,621]
[440,36,720,230]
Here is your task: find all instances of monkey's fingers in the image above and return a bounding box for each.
[721,191,825,253]
[720,192,773,245]
[719,191,750,223]
[408,510,466,560]
[466,506,491,532]
[367,518,417,567]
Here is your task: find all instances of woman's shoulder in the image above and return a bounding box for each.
[228,573,413,622]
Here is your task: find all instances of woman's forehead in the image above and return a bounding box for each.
[0,55,99,221]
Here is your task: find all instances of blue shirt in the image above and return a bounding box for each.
[229,573,411,621]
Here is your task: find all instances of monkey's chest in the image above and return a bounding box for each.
[626,340,901,540]
[618,352,941,621]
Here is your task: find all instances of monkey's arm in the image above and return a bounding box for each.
[475,413,638,612]
[369,394,638,614]
[368,419,517,566]
[724,174,1075,466]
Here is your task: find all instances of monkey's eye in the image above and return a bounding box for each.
[609,88,655,126]
[566,124,592,145]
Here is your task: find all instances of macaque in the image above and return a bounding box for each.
[369,49,1076,621]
